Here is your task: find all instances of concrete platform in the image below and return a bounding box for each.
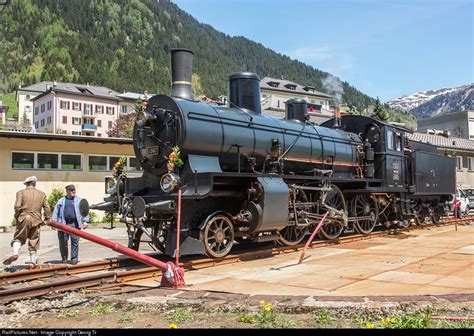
[1,224,472,298]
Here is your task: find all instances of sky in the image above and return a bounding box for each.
[173,0,473,102]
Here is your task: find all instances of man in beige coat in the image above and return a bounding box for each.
[3,176,51,266]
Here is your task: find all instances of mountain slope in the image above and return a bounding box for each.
[0,0,375,111]
[387,84,474,119]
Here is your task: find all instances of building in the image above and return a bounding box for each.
[17,81,148,136]
[416,110,474,140]
[31,82,123,136]
[260,77,334,123]
[117,91,154,115]
[408,132,474,189]
[0,131,141,226]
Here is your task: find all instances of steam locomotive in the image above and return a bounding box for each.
[92,49,456,258]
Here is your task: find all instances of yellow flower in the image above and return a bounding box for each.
[259,300,265,306]
[265,303,272,312]
[365,322,376,329]
[169,323,178,329]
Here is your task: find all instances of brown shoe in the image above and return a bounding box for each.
[3,254,19,265]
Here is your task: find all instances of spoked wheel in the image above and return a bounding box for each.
[415,207,429,225]
[352,194,378,234]
[431,214,442,224]
[318,185,346,240]
[278,189,309,246]
[201,213,235,258]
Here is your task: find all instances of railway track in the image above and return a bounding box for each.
[0,215,472,304]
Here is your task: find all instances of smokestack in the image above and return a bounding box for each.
[170,48,194,100]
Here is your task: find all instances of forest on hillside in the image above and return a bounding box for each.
[0,0,414,123]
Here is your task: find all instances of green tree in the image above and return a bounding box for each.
[48,188,65,212]
[373,97,389,121]
[106,112,136,138]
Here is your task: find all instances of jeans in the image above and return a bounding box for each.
[58,221,80,260]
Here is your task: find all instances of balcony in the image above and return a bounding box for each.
[82,123,97,131]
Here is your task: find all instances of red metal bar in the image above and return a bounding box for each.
[298,211,329,264]
[454,174,458,231]
[175,189,182,267]
[45,219,184,287]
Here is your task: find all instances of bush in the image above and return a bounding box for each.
[48,188,65,211]
[88,210,97,223]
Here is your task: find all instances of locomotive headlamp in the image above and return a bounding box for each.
[160,173,181,193]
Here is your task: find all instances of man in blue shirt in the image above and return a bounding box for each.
[52,185,90,265]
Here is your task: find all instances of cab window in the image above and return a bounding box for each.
[394,133,402,151]
[386,130,394,150]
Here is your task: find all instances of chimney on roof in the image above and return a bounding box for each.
[53,80,57,87]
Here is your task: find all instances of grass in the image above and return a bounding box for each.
[89,303,116,316]
[238,300,276,326]
[165,307,194,324]
[356,309,439,329]
[0,92,18,120]
[314,309,332,325]
[57,308,80,319]
[118,315,135,324]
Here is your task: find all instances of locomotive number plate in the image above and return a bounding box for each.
[148,146,159,156]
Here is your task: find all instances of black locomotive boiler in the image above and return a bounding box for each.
[92,48,456,258]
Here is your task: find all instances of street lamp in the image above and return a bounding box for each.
[0,0,9,12]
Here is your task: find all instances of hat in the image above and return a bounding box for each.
[65,184,76,191]
[23,176,37,185]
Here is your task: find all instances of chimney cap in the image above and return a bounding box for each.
[229,72,260,81]
[171,48,194,55]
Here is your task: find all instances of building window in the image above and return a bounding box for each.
[72,117,81,125]
[106,106,115,115]
[12,152,82,170]
[96,105,103,114]
[121,105,128,114]
[47,116,52,124]
[84,104,92,115]
[108,156,121,171]
[97,120,102,127]
[97,133,101,137]
[25,95,30,100]
[41,104,45,113]
[277,100,280,108]
[12,152,34,169]
[25,106,31,113]
[60,101,70,109]
[61,154,82,170]
[34,107,39,115]
[89,156,108,171]
[457,156,463,170]
[469,157,474,171]
[108,121,113,129]
[40,119,45,127]
[37,153,58,169]
[73,102,82,111]
[63,116,67,124]
[47,101,52,110]
[72,131,81,135]
[34,122,39,129]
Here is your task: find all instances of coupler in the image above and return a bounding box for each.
[44,219,185,288]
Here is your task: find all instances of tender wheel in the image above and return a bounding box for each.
[318,185,346,240]
[201,213,235,258]
[352,194,378,234]
[278,189,308,246]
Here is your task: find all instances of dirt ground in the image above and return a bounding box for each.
[4,288,474,329]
